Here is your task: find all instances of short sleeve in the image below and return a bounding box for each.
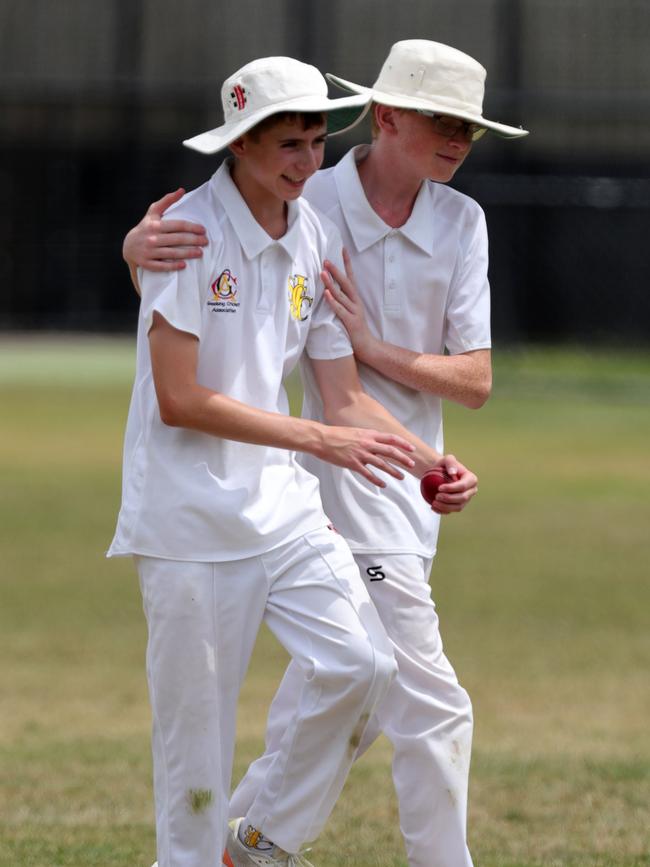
[139,254,206,340]
[444,205,492,355]
[304,226,353,361]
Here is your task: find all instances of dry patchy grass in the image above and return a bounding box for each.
[1,341,649,867]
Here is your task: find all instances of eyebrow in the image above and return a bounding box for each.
[277,132,328,143]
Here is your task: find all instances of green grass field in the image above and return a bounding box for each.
[1,338,649,867]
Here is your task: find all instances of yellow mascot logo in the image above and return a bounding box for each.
[288,274,313,321]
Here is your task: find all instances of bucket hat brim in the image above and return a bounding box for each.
[184,92,370,154]
[326,73,529,139]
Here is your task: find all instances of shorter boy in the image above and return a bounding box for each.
[109,56,470,867]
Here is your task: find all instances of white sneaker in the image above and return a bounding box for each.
[225,818,314,867]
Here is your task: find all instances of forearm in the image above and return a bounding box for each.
[158,380,327,456]
[357,341,491,408]
[323,390,441,477]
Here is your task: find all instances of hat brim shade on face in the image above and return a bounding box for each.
[183,93,370,154]
[326,73,529,140]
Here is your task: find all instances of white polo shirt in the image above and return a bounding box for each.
[299,145,491,557]
[108,159,352,562]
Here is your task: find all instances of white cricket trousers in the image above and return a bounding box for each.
[136,527,396,867]
[230,553,474,867]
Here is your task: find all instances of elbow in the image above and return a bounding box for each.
[157,391,188,427]
[465,376,492,410]
[321,395,357,427]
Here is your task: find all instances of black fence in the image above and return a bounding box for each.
[1,0,649,344]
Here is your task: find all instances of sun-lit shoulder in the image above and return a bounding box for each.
[296,194,343,251]
[427,180,486,232]
[303,166,338,215]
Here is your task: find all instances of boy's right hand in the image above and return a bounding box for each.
[122,189,208,272]
[316,426,415,488]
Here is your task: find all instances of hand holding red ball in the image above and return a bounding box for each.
[420,467,451,505]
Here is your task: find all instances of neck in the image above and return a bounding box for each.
[230,162,288,239]
[356,142,423,228]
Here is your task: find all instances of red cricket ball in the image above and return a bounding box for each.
[420,468,450,504]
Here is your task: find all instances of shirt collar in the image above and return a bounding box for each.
[334,145,435,256]
[210,159,302,261]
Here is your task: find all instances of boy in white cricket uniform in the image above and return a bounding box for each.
[227,43,528,867]
[111,54,480,867]
[227,42,528,867]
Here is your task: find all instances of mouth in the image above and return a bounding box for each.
[282,175,307,188]
[436,153,461,164]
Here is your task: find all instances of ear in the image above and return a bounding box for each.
[374,104,401,135]
[229,136,247,158]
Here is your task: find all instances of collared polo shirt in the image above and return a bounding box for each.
[299,145,491,557]
[108,159,352,562]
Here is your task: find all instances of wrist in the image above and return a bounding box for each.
[353,331,379,365]
[296,418,328,460]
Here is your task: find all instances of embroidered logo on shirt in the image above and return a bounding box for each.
[288,274,313,321]
[208,269,240,313]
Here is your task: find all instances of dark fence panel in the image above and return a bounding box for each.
[1,0,649,344]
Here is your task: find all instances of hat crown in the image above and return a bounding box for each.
[374,39,486,117]
[221,57,328,125]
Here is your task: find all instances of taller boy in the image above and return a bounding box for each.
[110,55,478,867]
[233,41,528,867]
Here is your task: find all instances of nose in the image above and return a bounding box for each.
[297,146,320,175]
[448,130,472,150]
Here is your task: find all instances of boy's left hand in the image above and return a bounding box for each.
[321,249,377,361]
[123,188,208,272]
[426,455,478,515]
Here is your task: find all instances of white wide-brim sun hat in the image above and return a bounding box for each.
[327,39,529,139]
[183,56,371,154]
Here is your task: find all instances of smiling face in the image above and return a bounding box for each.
[387,107,474,183]
[230,114,328,209]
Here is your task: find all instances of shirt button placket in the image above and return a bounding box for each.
[384,231,400,313]
[258,248,274,313]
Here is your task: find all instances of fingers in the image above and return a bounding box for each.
[357,438,415,486]
[147,188,186,217]
[348,435,416,486]
[323,288,354,324]
[356,454,407,486]
[436,453,459,478]
[321,270,354,313]
[432,480,478,513]
[323,258,345,285]
[139,259,189,273]
[372,433,415,459]
[427,453,479,514]
[431,498,475,515]
[155,220,208,239]
[145,235,207,258]
[357,465,387,487]
[324,256,360,301]
[342,247,357,287]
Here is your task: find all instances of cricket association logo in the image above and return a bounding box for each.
[208,269,240,313]
[288,273,313,321]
